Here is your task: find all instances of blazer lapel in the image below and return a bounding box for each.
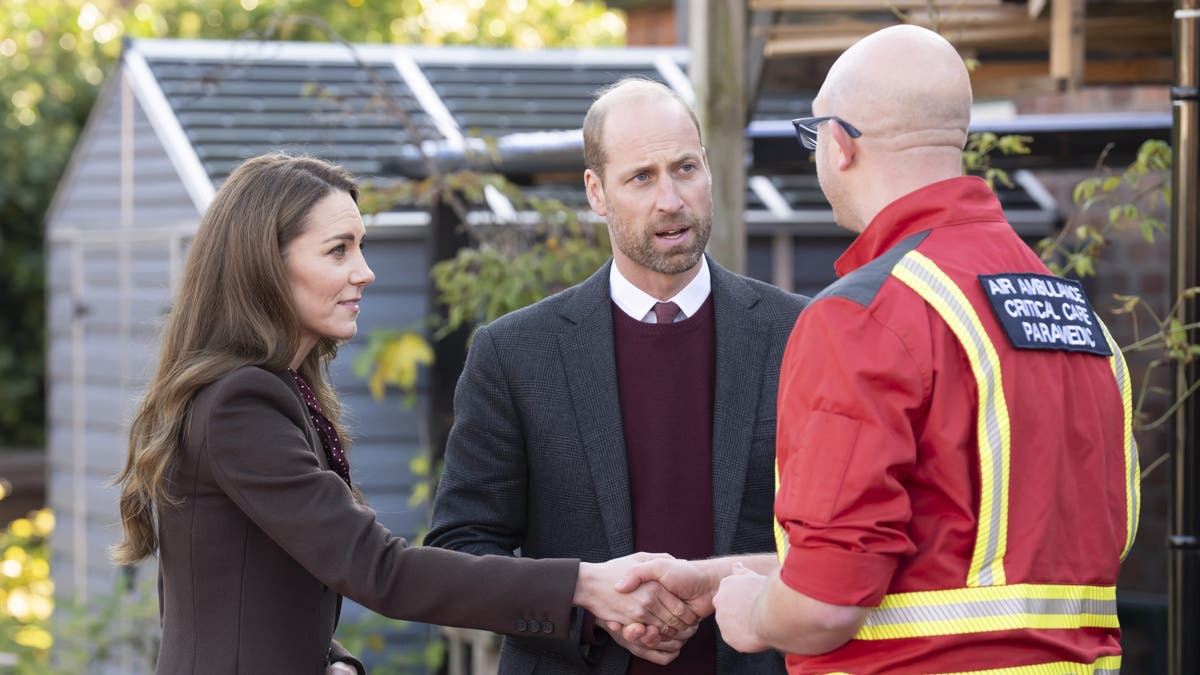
[558,262,634,558]
[709,259,770,555]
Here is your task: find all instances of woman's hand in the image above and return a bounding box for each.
[326,662,358,675]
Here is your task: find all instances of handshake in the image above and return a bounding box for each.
[570,553,775,665]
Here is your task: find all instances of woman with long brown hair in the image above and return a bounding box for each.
[112,153,695,674]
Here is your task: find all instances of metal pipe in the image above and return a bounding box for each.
[1169,2,1200,673]
[380,130,586,177]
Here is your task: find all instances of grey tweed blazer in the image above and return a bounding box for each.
[427,256,807,675]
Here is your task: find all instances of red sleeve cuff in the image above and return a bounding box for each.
[780,545,898,607]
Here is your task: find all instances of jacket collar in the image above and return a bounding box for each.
[835,176,1007,277]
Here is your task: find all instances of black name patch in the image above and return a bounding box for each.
[978,273,1111,357]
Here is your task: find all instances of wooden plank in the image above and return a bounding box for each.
[1050,0,1086,89]
[690,0,747,273]
[747,8,778,122]
[970,57,1174,94]
[763,13,1168,57]
[750,0,1000,9]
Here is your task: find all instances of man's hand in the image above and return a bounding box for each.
[600,619,689,666]
[574,553,700,637]
[713,563,771,653]
[615,557,719,618]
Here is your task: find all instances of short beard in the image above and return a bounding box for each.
[611,211,712,276]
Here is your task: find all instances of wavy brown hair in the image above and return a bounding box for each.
[112,153,359,565]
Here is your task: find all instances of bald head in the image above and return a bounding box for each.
[816,25,972,154]
[583,77,700,184]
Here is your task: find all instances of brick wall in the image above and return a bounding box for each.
[1034,166,1173,673]
[622,6,677,46]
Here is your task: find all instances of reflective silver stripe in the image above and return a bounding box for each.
[893,252,1010,586]
[1099,321,1140,560]
[852,583,1119,640]
[864,596,1117,629]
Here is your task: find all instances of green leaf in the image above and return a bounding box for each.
[1137,219,1156,242]
[1074,178,1101,206]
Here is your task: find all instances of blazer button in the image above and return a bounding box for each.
[527,620,541,633]
[541,621,554,634]
[515,619,527,631]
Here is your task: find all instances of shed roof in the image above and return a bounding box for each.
[131,38,688,184]
[118,37,1068,229]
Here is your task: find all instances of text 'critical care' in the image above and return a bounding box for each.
[978,273,1112,357]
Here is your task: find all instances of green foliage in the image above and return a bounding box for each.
[1041,139,1172,279]
[0,507,55,669]
[0,0,624,449]
[47,573,161,675]
[335,614,446,674]
[962,131,1033,190]
[0,0,126,446]
[429,186,611,340]
[353,329,435,405]
[355,169,611,405]
[1036,140,1185,442]
[0,504,161,673]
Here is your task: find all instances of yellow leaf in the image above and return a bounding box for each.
[9,519,32,538]
[374,332,434,394]
[32,509,53,536]
[14,625,52,650]
[369,371,385,401]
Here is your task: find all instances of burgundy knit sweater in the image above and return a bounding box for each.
[612,294,716,675]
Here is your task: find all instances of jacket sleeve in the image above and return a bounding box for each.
[200,367,579,639]
[425,326,595,665]
[426,324,528,556]
[775,298,922,607]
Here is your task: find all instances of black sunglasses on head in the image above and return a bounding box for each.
[790,116,862,150]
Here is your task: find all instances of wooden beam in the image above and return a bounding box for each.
[747,8,778,122]
[1050,0,1086,89]
[749,0,1000,9]
[690,0,747,273]
[763,14,1169,57]
[970,56,1174,91]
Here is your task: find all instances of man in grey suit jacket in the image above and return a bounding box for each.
[427,78,806,674]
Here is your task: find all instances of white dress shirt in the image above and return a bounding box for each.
[608,256,712,323]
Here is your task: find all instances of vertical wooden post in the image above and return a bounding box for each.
[1050,0,1086,90]
[690,0,747,274]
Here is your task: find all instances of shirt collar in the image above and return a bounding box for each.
[834,176,1007,277]
[609,255,712,322]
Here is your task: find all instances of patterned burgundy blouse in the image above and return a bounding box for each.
[287,369,351,486]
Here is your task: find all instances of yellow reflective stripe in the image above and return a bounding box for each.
[854,583,1117,640]
[932,654,1121,675]
[818,654,1120,675]
[892,251,1010,587]
[1099,320,1141,560]
[774,457,788,563]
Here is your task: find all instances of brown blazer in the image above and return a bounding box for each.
[154,366,579,674]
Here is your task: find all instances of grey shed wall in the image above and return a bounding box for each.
[45,66,201,600]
